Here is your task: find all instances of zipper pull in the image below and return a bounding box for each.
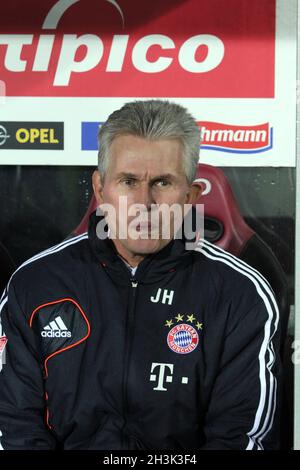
[131,279,138,299]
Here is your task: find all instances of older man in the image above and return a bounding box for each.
[0,100,280,450]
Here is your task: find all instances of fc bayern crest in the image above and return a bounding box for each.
[167,323,199,354]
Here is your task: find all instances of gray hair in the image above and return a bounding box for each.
[97,100,200,184]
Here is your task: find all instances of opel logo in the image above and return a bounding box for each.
[0,125,10,146]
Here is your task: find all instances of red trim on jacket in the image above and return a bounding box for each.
[29,298,91,377]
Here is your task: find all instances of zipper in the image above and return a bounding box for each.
[121,278,138,449]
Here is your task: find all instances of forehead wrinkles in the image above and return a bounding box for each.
[110,135,182,157]
[110,148,184,173]
[115,171,181,183]
[105,135,186,179]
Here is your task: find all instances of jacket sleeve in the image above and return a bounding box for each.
[200,295,281,450]
[0,283,57,450]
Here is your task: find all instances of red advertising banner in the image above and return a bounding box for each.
[199,122,272,153]
[0,0,275,98]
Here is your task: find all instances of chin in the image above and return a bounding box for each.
[125,238,169,255]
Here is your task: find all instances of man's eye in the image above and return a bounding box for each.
[122,179,136,186]
[154,180,171,187]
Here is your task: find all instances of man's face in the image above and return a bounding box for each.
[92,134,200,263]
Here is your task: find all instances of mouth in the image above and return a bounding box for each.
[136,222,156,232]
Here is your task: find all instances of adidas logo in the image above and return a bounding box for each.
[41,316,71,338]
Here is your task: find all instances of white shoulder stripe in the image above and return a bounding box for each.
[199,239,273,292]
[0,297,7,314]
[198,239,278,318]
[1,233,88,308]
[1,233,88,326]
[198,239,279,326]
[201,244,278,450]
[15,232,88,272]
[7,233,88,290]
[198,241,278,450]
[1,233,88,315]
[0,288,7,305]
[195,240,279,450]
[257,377,278,448]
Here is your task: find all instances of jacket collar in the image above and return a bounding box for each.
[88,209,198,285]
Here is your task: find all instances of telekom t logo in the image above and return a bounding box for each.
[150,363,174,391]
[150,363,189,391]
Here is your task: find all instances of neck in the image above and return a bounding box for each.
[111,239,145,267]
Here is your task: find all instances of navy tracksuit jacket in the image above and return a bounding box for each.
[0,211,281,449]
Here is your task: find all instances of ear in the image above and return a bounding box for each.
[92,170,104,205]
[185,182,202,204]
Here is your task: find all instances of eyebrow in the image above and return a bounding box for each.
[115,172,177,182]
[116,172,138,179]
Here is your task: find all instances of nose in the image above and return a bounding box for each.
[133,183,156,210]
